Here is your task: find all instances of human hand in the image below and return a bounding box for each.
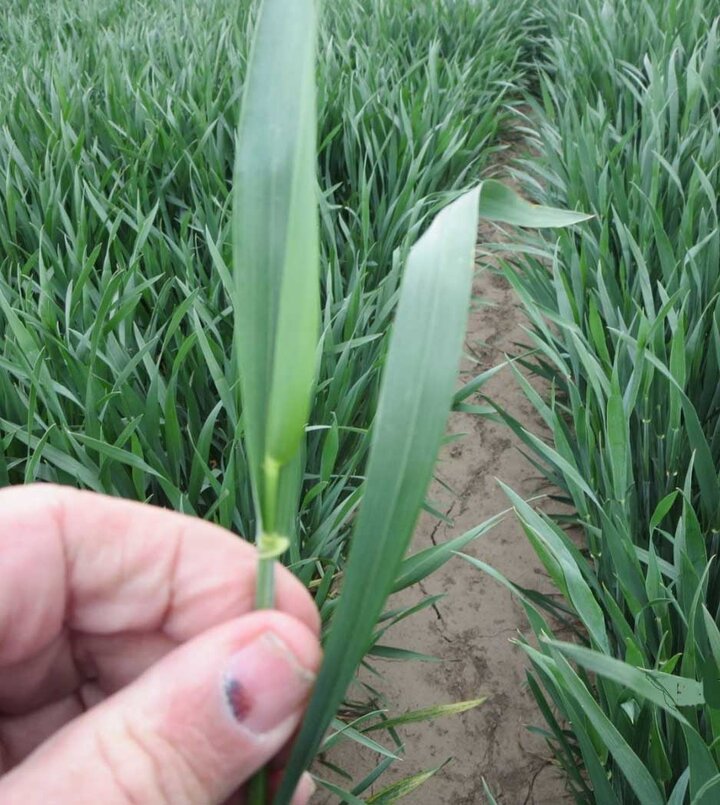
[0,484,321,804]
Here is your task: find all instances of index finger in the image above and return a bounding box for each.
[0,484,319,667]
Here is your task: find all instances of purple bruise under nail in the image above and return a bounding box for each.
[222,634,315,735]
[224,675,252,722]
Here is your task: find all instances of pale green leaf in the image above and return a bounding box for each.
[477,179,593,227]
[277,187,481,802]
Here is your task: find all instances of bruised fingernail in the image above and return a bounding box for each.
[223,633,315,736]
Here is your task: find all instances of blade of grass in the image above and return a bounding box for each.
[362,698,486,733]
[276,184,482,802]
[232,0,320,575]
[365,761,451,803]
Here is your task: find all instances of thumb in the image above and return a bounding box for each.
[0,612,321,804]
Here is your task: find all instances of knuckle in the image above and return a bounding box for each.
[94,715,209,805]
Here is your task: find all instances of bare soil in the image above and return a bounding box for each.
[316,153,572,804]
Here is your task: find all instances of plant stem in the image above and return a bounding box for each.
[248,539,275,803]
[255,549,275,609]
[249,455,281,801]
[256,455,280,609]
[247,768,268,805]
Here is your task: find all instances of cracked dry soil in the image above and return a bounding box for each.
[316,154,572,804]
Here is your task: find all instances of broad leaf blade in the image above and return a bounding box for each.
[276,186,481,802]
[478,179,594,227]
[543,638,702,718]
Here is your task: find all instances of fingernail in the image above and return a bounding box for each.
[297,772,317,803]
[223,633,315,736]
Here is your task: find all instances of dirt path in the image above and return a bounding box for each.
[316,156,571,804]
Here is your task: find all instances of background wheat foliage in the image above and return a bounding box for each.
[472,0,720,802]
